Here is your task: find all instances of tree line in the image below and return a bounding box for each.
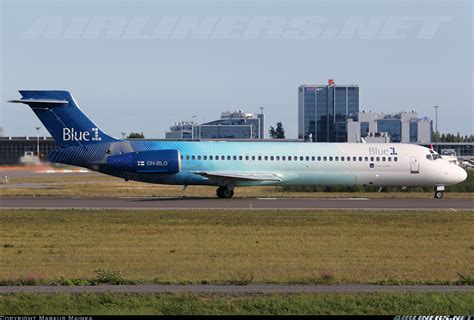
[432,132,474,143]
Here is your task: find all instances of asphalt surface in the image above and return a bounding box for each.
[0,284,472,294]
[1,197,473,210]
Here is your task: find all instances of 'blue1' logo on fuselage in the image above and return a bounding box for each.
[369,147,398,156]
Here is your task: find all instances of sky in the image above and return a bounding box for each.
[1,0,472,139]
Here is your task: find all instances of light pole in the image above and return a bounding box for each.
[191,115,197,140]
[259,107,264,140]
[35,127,41,159]
[434,105,439,151]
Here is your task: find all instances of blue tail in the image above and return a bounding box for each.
[9,90,119,148]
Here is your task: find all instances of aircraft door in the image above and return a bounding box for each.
[410,156,419,173]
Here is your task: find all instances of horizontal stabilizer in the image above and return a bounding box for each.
[8,98,68,106]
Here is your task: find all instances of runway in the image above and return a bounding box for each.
[1,197,473,210]
[0,284,472,294]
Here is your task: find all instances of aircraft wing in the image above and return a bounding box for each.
[192,171,282,182]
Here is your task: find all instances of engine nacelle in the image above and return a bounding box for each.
[107,149,181,174]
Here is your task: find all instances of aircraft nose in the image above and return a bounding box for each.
[444,165,468,185]
[457,166,468,183]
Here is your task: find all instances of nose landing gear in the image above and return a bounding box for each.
[434,185,445,199]
[216,185,234,198]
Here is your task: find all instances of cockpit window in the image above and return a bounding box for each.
[427,153,441,160]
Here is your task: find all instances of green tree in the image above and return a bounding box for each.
[269,122,285,139]
[432,132,474,143]
[127,132,145,139]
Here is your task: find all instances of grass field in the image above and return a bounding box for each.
[1,172,473,198]
[0,292,473,315]
[0,209,473,284]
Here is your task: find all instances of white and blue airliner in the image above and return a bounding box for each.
[10,90,467,199]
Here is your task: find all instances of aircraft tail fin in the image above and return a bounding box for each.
[9,90,119,148]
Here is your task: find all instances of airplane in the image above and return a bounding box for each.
[9,90,467,199]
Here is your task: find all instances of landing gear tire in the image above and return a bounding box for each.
[434,191,444,199]
[216,186,234,199]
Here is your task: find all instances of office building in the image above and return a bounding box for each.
[298,79,359,142]
[166,109,265,140]
[0,136,59,165]
[347,111,432,143]
[165,121,198,140]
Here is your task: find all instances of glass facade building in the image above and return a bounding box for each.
[347,111,432,144]
[377,119,402,142]
[298,80,359,142]
[409,122,418,143]
[428,143,474,160]
[166,110,265,140]
[0,137,59,164]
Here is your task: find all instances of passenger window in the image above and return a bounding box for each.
[305,156,309,161]
[382,157,386,161]
[364,157,368,161]
[264,156,268,161]
[353,157,357,161]
[180,155,184,160]
[360,157,363,161]
[318,156,321,161]
[394,157,398,162]
[276,156,280,161]
[252,156,255,160]
[323,156,327,161]
[299,156,303,161]
[294,156,298,161]
[270,156,274,161]
[197,155,201,160]
[233,156,237,160]
[376,157,380,162]
[210,156,213,160]
[191,155,196,160]
[311,156,315,161]
[203,155,207,160]
[370,157,374,162]
[329,157,333,161]
[221,156,225,160]
[288,156,291,161]
[341,157,345,161]
[239,156,243,160]
[335,157,339,161]
[282,156,286,161]
[258,156,262,161]
[186,155,190,160]
[245,156,249,160]
[346,157,350,161]
[388,157,392,162]
[227,156,231,160]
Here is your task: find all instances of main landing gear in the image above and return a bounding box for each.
[434,185,445,199]
[216,185,234,199]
